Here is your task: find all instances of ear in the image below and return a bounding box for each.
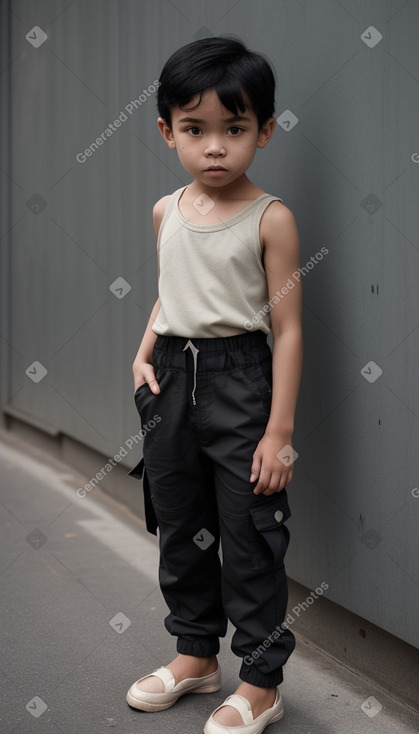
[257,117,277,149]
[157,117,176,149]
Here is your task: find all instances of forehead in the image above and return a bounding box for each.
[171,88,256,123]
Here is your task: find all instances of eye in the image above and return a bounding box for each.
[186,127,201,136]
[228,127,244,135]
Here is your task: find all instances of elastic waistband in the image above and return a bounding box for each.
[152,330,269,405]
[153,329,268,356]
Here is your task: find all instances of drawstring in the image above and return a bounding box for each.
[183,339,199,405]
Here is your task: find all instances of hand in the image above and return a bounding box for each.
[250,431,294,495]
[132,361,161,395]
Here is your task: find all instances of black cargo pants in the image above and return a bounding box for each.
[128,330,295,687]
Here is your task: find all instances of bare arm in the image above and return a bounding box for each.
[131,297,161,392]
[251,202,303,495]
[264,204,303,438]
[132,195,171,393]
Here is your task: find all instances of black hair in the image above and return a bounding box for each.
[157,35,276,131]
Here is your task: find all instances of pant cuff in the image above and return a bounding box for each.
[177,636,220,657]
[239,659,284,688]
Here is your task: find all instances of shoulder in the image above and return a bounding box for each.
[152,194,172,236]
[259,199,299,252]
[153,194,172,223]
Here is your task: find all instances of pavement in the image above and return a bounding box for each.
[0,428,418,734]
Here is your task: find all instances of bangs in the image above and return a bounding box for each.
[177,77,249,119]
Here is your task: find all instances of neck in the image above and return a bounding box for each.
[187,174,256,202]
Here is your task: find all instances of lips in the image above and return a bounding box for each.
[205,166,227,171]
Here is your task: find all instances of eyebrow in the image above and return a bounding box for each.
[178,115,252,123]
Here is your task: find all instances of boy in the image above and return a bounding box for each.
[126,35,303,734]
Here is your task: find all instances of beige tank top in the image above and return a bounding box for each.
[152,185,284,338]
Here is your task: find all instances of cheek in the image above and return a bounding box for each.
[236,138,254,152]
[237,144,256,161]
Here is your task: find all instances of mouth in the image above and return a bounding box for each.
[204,166,227,171]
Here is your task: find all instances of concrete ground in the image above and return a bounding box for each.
[0,428,418,734]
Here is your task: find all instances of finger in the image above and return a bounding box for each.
[250,454,261,483]
[148,379,160,394]
[145,369,160,393]
[259,468,288,496]
[261,476,279,495]
[253,469,272,495]
[263,485,286,495]
[266,469,292,495]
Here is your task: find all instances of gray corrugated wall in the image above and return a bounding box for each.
[1,0,418,648]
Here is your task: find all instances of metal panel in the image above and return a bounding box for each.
[1,0,418,647]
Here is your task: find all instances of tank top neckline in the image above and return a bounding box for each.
[174,185,276,232]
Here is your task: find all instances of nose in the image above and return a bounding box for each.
[204,136,226,157]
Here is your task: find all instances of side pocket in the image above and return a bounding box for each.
[248,491,291,571]
[133,367,166,419]
[134,382,149,399]
[127,457,158,536]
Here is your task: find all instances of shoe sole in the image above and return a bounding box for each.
[126,682,221,712]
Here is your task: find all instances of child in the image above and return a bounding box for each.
[126,35,303,734]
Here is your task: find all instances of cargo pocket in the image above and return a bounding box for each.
[127,457,158,536]
[248,492,291,571]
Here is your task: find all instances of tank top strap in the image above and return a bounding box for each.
[251,193,284,219]
[160,186,186,230]
[156,186,187,259]
[249,193,285,244]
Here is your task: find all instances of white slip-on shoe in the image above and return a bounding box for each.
[203,687,284,734]
[126,664,221,712]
